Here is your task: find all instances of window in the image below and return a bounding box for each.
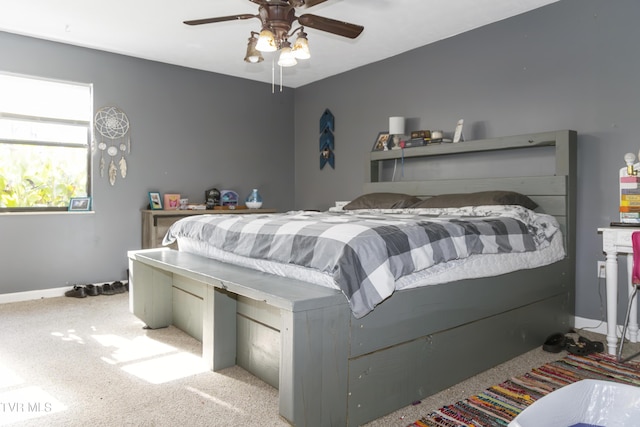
[0,72,92,212]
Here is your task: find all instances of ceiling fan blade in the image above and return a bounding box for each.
[184,14,257,26]
[303,0,329,7]
[289,0,328,6]
[250,0,289,5]
[298,14,363,39]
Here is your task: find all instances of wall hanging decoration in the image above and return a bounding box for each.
[94,106,131,186]
[319,108,335,169]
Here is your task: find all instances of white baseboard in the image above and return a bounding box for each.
[574,315,607,336]
[0,287,69,304]
[574,315,640,341]
[0,281,128,305]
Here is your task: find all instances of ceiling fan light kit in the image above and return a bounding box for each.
[244,33,265,63]
[185,0,363,70]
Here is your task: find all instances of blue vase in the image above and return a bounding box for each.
[245,189,263,209]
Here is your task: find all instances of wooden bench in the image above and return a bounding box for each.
[127,248,350,426]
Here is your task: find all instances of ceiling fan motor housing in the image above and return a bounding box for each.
[258,4,297,47]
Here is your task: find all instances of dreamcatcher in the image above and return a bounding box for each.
[94,106,131,186]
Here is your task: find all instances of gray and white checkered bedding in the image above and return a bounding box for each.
[163,206,561,318]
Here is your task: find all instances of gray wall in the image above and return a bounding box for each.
[1,0,636,325]
[0,32,295,293]
[293,0,639,323]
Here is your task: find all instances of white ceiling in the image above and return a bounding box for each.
[0,0,559,88]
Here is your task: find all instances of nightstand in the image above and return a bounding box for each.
[598,226,640,355]
[141,208,277,249]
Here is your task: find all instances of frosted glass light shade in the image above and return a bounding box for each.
[244,36,264,63]
[256,29,277,52]
[277,45,297,67]
[292,32,311,59]
[389,116,405,135]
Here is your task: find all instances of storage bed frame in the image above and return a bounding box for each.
[128,130,577,426]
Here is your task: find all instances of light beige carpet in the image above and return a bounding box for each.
[0,293,634,426]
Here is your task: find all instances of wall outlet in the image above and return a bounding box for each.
[597,261,606,279]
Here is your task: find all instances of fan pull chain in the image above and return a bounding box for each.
[269,57,286,94]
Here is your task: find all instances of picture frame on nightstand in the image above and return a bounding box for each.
[163,193,180,210]
[148,192,162,210]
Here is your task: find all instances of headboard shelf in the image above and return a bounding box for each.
[369,130,576,182]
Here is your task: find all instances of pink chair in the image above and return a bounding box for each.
[618,231,640,362]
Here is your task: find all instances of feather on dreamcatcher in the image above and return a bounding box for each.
[94,106,131,186]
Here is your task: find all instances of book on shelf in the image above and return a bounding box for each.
[621,212,640,219]
[620,183,639,189]
[619,206,640,212]
[621,194,640,201]
[620,200,640,206]
[620,176,640,183]
[621,188,640,194]
[619,218,640,224]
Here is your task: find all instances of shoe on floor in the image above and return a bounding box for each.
[85,284,102,296]
[111,281,125,294]
[566,336,605,356]
[65,285,86,298]
[101,283,115,295]
[579,336,605,353]
[542,332,567,353]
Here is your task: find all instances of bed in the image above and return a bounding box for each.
[127,130,577,426]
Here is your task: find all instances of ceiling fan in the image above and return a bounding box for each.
[184,0,364,66]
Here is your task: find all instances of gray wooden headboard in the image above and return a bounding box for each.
[364,130,577,258]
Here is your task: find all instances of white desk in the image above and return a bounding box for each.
[598,227,640,355]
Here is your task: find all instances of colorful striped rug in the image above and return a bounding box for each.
[409,353,640,427]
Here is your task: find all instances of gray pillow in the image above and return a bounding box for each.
[410,191,538,210]
[343,193,422,210]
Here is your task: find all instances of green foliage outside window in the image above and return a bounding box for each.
[0,143,88,209]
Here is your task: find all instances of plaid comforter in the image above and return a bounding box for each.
[163,206,560,318]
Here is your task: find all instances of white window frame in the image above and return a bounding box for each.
[0,72,93,212]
